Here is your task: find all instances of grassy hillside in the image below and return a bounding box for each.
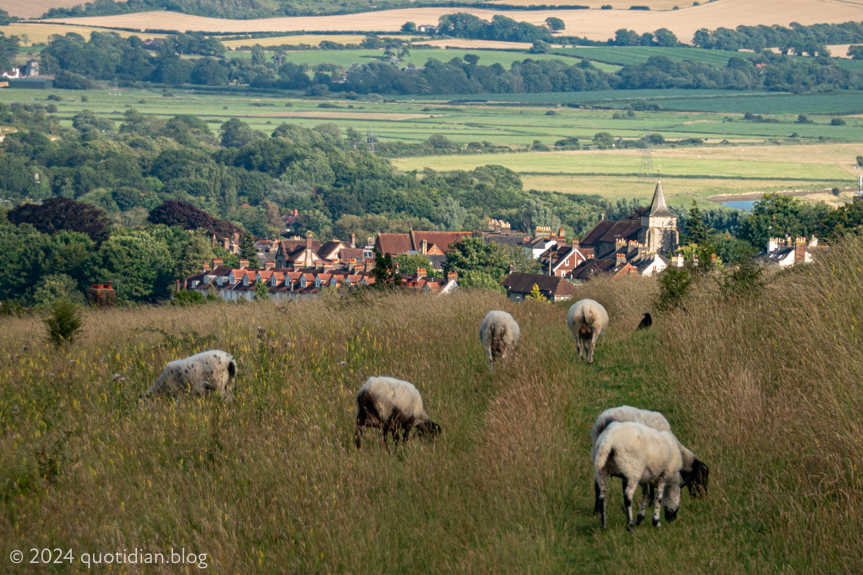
[2,235,862,572]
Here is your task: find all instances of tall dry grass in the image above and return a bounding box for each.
[660,236,863,571]
[0,242,860,572]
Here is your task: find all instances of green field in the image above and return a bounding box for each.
[3,246,863,572]
[227,47,624,72]
[394,89,863,115]
[551,46,745,67]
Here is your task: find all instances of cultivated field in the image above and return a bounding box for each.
[2,237,863,572]
[2,0,85,19]
[41,0,863,42]
[0,23,166,45]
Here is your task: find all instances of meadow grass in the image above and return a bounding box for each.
[392,150,857,182]
[520,175,853,204]
[2,236,862,572]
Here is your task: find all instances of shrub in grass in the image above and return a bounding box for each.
[656,267,692,311]
[43,299,82,347]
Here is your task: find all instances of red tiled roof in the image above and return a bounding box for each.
[375,233,413,255]
[410,231,472,253]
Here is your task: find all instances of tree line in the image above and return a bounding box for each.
[693,22,863,56]
[41,30,863,95]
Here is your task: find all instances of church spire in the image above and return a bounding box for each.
[648,180,674,217]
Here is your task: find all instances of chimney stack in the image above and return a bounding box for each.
[306,229,313,250]
[675,253,684,268]
[616,253,627,266]
[416,268,426,279]
[239,259,249,269]
[488,219,495,232]
[795,237,806,264]
[768,237,778,252]
[350,233,356,249]
[212,258,223,269]
[265,261,274,270]
[421,239,428,255]
[202,263,210,272]
[447,272,458,282]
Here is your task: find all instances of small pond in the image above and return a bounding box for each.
[721,200,756,211]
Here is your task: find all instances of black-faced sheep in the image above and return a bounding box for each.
[593,421,682,529]
[636,313,652,330]
[144,350,237,401]
[479,310,521,372]
[591,405,709,499]
[354,377,441,449]
[567,299,609,364]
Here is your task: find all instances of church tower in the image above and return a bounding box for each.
[638,181,679,255]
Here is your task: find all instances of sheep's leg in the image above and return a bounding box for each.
[576,338,583,362]
[652,482,666,527]
[636,484,651,526]
[487,347,494,372]
[588,331,599,364]
[354,423,364,449]
[593,480,601,515]
[622,477,637,528]
[401,424,412,444]
[596,470,609,530]
[380,421,390,450]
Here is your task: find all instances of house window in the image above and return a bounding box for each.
[363,250,373,259]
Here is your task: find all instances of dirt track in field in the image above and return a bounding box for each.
[41,0,863,43]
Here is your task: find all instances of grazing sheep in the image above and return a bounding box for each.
[591,405,710,499]
[355,377,441,449]
[636,313,653,330]
[567,299,609,364]
[591,405,670,445]
[145,350,237,401]
[479,310,521,371]
[593,421,682,529]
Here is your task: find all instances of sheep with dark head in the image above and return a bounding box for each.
[567,299,609,364]
[479,310,520,372]
[591,405,710,504]
[355,377,441,449]
[144,350,237,401]
[593,421,683,529]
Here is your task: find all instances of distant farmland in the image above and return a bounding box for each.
[42,0,863,43]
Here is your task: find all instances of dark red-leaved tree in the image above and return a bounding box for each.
[148,201,243,238]
[7,198,113,245]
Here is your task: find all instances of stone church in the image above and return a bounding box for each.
[638,181,679,255]
[570,181,679,279]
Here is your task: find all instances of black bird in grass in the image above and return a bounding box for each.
[636,313,652,330]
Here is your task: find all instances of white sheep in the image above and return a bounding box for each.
[354,376,441,449]
[567,299,609,364]
[144,350,237,401]
[479,310,521,371]
[591,405,709,499]
[593,421,682,529]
